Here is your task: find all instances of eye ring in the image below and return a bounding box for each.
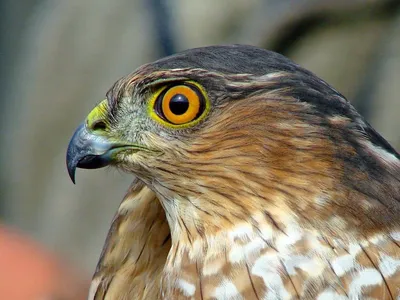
[154,83,207,125]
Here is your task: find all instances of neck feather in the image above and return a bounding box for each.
[89,180,170,299]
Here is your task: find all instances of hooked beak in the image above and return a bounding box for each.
[66,100,145,183]
[66,123,130,183]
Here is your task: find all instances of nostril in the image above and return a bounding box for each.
[91,120,107,131]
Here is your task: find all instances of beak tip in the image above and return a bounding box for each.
[69,170,76,184]
[66,136,79,184]
[66,158,77,184]
[66,123,86,184]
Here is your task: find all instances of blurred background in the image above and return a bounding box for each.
[1,0,399,298]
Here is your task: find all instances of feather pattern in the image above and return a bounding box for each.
[89,179,170,299]
[75,45,400,299]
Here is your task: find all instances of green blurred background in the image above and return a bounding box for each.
[1,0,399,274]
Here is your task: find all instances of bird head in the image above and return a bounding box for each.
[67,45,400,241]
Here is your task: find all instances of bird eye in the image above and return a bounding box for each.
[154,84,206,125]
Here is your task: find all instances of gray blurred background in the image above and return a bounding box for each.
[1,0,399,274]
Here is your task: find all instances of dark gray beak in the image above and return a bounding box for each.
[66,123,125,183]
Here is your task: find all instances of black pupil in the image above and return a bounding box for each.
[169,94,189,115]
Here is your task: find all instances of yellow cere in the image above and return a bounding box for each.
[86,99,110,132]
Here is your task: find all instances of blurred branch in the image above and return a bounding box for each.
[146,0,176,57]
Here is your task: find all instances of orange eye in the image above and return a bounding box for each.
[154,84,205,125]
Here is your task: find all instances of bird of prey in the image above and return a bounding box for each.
[66,45,400,299]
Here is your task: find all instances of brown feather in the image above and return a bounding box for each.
[89,179,170,299]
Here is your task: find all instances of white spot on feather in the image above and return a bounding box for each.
[229,224,253,240]
[379,253,400,277]
[282,255,324,277]
[176,278,196,297]
[213,278,243,300]
[331,243,362,277]
[275,225,302,254]
[252,254,291,300]
[390,231,400,241]
[331,254,356,277]
[349,268,383,298]
[369,234,385,245]
[348,243,362,254]
[307,235,331,255]
[317,290,347,300]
